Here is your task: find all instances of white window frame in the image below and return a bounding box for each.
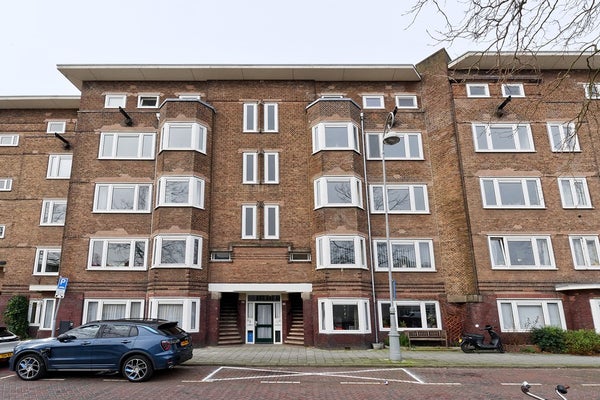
[558,177,592,208]
[157,176,204,208]
[105,94,127,108]
[395,95,418,109]
[263,102,279,132]
[47,121,66,133]
[0,134,19,146]
[488,235,555,270]
[366,132,423,160]
[498,299,566,332]
[242,204,257,239]
[83,299,145,323]
[99,132,156,160]
[472,123,534,152]
[502,83,525,97]
[369,184,429,214]
[314,176,363,209]
[466,83,490,98]
[318,298,371,334]
[88,238,149,270]
[264,204,279,240]
[137,94,159,108]
[378,300,442,331]
[0,225,5,238]
[362,95,385,109]
[480,177,545,208]
[243,103,259,132]
[569,235,600,270]
[40,199,67,226]
[161,122,206,153]
[152,235,203,269]
[242,152,258,184]
[584,83,600,99]
[316,235,367,269]
[264,152,279,184]
[28,298,56,330]
[547,122,580,152]
[47,154,73,179]
[34,247,61,275]
[312,122,359,153]
[591,299,600,334]
[373,239,435,271]
[0,178,13,191]
[94,183,152,213]
[148,297,200,332]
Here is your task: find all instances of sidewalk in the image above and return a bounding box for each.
[188,345,600,368]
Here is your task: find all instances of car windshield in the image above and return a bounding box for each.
[67,324,101,339]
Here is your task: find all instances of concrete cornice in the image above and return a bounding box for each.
[0,96,80,110]
[449,51,600,71]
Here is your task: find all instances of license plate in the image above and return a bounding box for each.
[180,340,189,347]
[0,352,13,359]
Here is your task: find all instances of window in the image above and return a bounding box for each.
[379,300,441,330]
[369,184,429,213]
[0,134,19,146]
[47,121,66,133]
[242,152,258,184]
[264,204,279,239]
[29,299,55,330]
[83,299,144,323]
[153,235,202,269]
[242,204,257,239]
[210,251,232,262]
[316,235,366,269]
[99,132,155,159]
[395,95,418,109]
[366,132,423,160]
[157,176,204,208]
[289,252,311,262]
[105,94,127,108]
[472,123,534,152]
[480,177,544,208]
[318,298,371,333]
[591,299,600,334]
[137,95,159,108]
[312,122,359,152]
[149,298,200,332]
[0,178,13,191]
[362,95,384,109]
[264,152,279,184]
[502,83,525,97]
[547,123,580,152]
[314,176,363,208]
[489,235,555,269]
[161,122,206,153]
[466,84,490,98]
[47,154,72,178]
[498,299,565,332]
[34,248,61,275]
[558,178,592,208]
[569,235,600,269]
[40,199,67,226]
[263,103,279,132]
[94,183,152,213]
[178,94,201,100]
[374,239,434,270]
[584,83,600,99]
[243,103,258,132]
[88,238,148,270]
[0,225,5,238]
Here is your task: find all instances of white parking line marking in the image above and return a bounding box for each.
[341,381,382,385]
[261,381,300,384]
[0,375,14,380]
[501,383,541,386]
[582,384,600,386]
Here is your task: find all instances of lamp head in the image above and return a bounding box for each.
[383,132,400,145]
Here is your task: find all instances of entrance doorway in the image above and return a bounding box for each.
[255,303,273,343]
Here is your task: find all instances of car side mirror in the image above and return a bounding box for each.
[57,333,76,342]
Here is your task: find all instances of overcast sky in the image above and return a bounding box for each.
[0,0,474,96]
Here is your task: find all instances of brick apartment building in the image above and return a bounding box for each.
[0,50,599,348]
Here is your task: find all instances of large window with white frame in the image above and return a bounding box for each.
[0,178,13,191]
[366,132,423,160]
[83,299,145,323]
[242,152,258,184]
[94,183,152,213]
[395,95,418,109]
[47,154,72,179]
[498,299,566,332]
[264,152,279,184]
[591,299,600,334]
[99,132,155,159]
[104,94,127,108]
[157,176,204,208]
[148,298,200,332]
[369,184,429,213]
[362,95,384,109]
[243,103,259,132]
[153,235,202,269]
[316,235,366,269]
[466,83,490,98]
[88,238,148,270]
[263,103,279,132]
[40,199,67,226]
[318,298,371,333]
[242,204,257,239]
[547,122,580,152]
[488,235,555,269]
[472,123,534,152]
[314,176,363,208]
[34,247,60,275]
[243,151,279,184]
[569,235,600,269]
[584,83,600,99]
[264,204,279,239]
[374,239,435,271]
[379,300,441,330]
[501,83,525,97]
[29,298,55,330]
[0,134,19,146]
[480,177,544,208]
[312,122,359,152]
[161,122,206,153]
[558,177,592,208]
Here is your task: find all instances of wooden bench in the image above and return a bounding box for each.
[404,329,448,347]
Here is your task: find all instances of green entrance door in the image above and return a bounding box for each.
[255,303,273,343]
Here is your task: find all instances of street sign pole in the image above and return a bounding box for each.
[51,277,69,337]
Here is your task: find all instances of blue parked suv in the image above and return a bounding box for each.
[9,319,193,382]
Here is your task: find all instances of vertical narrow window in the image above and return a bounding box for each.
[264,152,279,184]
[242,152,258,184]
[242,205,257,239]
[243,103,258,132]
[263,103,278,132]
[264,204,279,239]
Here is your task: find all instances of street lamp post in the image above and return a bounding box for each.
[381,107,402,361]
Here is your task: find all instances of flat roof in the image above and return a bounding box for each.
[57,64,422,89]
[450,51,600,70]
[0,96,80,110]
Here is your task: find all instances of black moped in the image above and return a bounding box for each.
[459,324,505,353]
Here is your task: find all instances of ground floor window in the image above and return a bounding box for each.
[589,299,600,334]
[148,298,200,332]
[498,299,566,332]
[378,300,441,330]
[83,299,145,323]
[28,298,55,330]
[318,298,371,333]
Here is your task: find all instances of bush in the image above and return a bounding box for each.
[564,329,600,355]
[3,295,29,339]
[530,326,566,353]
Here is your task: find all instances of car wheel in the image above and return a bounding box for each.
[122,355,154,382]
[15,354,46,381]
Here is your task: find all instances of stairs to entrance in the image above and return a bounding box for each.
[218,299,243,345]
[285,304,304,345]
